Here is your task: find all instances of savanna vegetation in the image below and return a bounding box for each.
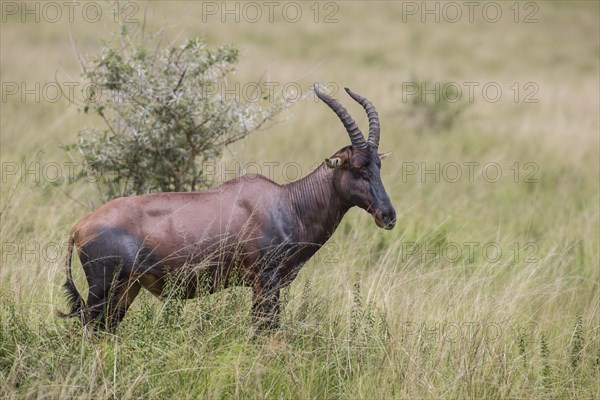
[1,1,598,398]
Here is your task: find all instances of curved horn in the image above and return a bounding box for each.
[313,84,367,149]
[344,87,380,149]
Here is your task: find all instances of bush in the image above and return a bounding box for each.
[64,27,285,199]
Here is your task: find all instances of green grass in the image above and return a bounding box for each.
[1,1,599,398]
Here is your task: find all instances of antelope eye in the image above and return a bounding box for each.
[359,166,371,178]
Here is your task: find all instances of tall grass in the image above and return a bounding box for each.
[1,1,599,398]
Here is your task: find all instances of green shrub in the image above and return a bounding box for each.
[64,27,285,199]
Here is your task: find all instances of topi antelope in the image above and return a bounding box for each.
[58,84,396,333]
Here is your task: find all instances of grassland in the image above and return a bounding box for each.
[1,1,599,398]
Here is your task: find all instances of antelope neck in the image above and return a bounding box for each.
[284,163,349,244]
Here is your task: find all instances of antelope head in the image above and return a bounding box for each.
[314,84,396,230]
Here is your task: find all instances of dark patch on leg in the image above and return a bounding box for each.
[106,279,141,332]
[78,226,156,332]
[252,204,300,333]
[252,246,290,333]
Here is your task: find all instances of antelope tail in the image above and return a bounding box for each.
[56,236,85,319]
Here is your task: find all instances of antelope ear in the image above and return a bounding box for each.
[378,151,391,161]
[325,157,343,168]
